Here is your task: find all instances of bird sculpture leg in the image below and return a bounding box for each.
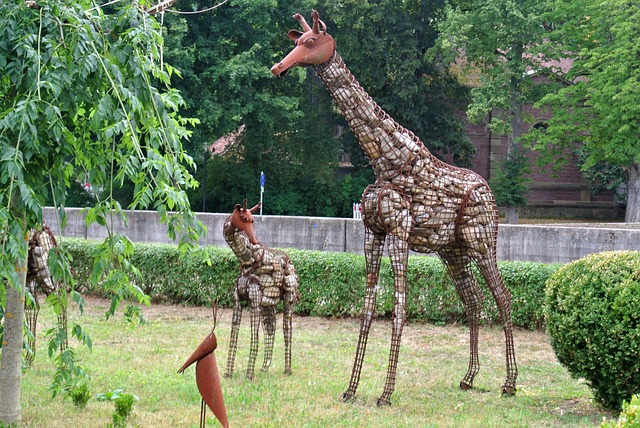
[225,287,243,378]
[282,293,295,375]
[377,234,409,406]
[476,256,518,395]
[246,282,262,380]
[261,305,276,372]
[342,229,385,402]
[439,249,484,390]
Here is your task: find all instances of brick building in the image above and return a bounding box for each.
[465,116,623,220]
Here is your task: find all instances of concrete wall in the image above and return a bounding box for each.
[43,207,640,264]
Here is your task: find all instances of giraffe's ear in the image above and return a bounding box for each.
[288,30,303,42]
[233,204,241,211]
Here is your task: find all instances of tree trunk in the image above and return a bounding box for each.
[504,206,519,224]
[0,253,27,425]
[625,163,640,223]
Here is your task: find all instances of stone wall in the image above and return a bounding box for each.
[43,207,640,264]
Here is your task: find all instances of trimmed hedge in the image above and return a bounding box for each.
[62,238,557,329]
[545,251,640,410]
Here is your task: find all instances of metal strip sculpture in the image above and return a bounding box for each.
[223,201,299,380]
[271,10,517,405]
[25,223,67,367]
[178,302,229,428]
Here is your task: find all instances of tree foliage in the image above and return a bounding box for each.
[0,0,205,421]
[432,0,549,132]
[431,0,551,210]
[527,0,640,221]
[323,0,474,166]
[163,0,472,216]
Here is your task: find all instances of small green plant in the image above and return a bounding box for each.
[545,251,640,410]
[601,395,640,427]
[96,389,138,427]
[67,382,91,409]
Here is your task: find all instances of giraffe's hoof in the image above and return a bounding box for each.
[376,397,392,407]
[224,373,233,379]
[283,369,292,376]
[459,381,473,390]
[342,392,355,402]
[501,385,517,396]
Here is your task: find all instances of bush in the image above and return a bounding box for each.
[601,395,640,427]
[545,251,640,410]
[61,238,556,329]
[67,382,91,409]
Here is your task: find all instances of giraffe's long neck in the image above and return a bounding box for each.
[223,218,256,268]
[315,54,440,181]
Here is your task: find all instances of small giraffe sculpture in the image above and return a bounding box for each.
[271,10,517,405]
[223,200,299,380]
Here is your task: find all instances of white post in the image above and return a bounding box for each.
[260,171,265,216]
[353,202,362,220]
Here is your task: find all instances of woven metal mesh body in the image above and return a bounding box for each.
[25,225,67,367]
[316,54,517,403]
[222,217,299,380]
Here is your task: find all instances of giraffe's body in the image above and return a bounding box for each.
[272,11,517,406]
[317,54,497,256]
[223,202,299,381]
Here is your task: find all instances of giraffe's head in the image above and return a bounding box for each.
[271,10,336,77]
[230,200,261,245]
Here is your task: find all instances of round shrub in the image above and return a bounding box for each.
[545,250,640,410]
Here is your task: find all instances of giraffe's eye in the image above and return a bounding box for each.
[304,38,317,48]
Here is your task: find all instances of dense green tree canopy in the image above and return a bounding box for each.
[528,0,640,221]
[0,1,204,423]
[162,0,472,216]
[323,0,473,165]
[433,0,549,135]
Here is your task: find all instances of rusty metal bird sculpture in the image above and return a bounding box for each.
[178,302,229,428]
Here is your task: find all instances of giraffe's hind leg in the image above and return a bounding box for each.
[282,294,295,375]
[476,256,518,395]
[261,305,276,372]
[439,249,484,390]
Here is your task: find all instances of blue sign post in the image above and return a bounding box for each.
[260,171,265,216]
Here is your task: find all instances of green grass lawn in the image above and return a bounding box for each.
[20,297,614,427]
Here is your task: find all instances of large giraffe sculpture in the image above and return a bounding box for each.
[223,201,299,380]
[271,10,517,406]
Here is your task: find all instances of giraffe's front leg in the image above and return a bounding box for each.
[343,229,385,402]
[377,234,409,406]
[246,282,261,380]
[261,305,276,372]
[225,286,243,379]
